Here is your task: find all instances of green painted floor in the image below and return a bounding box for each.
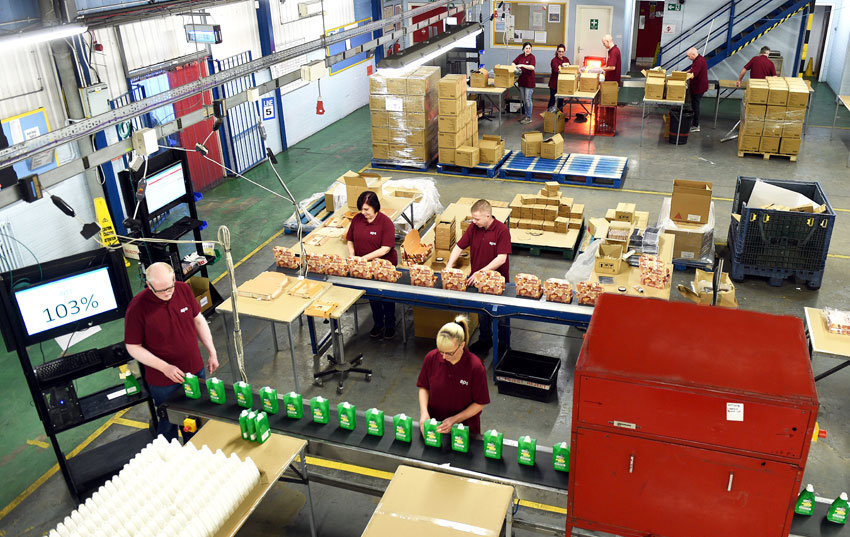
[0,106,372,513]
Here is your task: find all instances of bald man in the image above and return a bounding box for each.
[601,35,621,85]
[125,262,218,441]
[684,47,708,132]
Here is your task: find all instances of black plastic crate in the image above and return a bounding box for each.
[495,349,560,403]
[730,177,834,274]
[728,228,825,288]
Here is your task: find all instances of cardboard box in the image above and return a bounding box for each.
[540,134,564,160]
[666,219,713,261]
[438,130,465,149]
[372,143,390,160]
[479,135,505,164]
[740,119,763,137]
[371,110,389,126]
[780,137,801,155]
[543,111,566,133]
[555,217,569,233]
[595,242,624,275]
[600,81,619,105]
[677,269,738,308]
[561,65,580,75]
[615,202,636,222]
[406,66,440,95]
[405,112,426,129]
[387,76,407,95]
[570,203,583,220]
[439,74,467,99]
[665,80,686,102]
[786,85,809,108]
[645,77,665,100]
[439,147,456,165]
[385,112,404,129]
[403,95,428,113]
[746,80,769,104]
[439,115,462,133]
[782,121,803,138]
[543,205,558,221]
[371,126,389,143]
[439,96,465,116]
[455,146,480,168]
[187,276,213,313]
[579,72,599,93]
[414,307,478,339]
[668,71,692,81]
[384,95,405,112]
[765,106,787,120]
[470,69,489,88]
[542,220,556,232]
[767,85,788,106]
[369,73,389,95]
[670,180,712,224]
[339,171,388,209]
[763,120,783,137]
[759,136,780,153]
[406,128,430,146]
[743,103,766,120]
[605,221,633,246]
[369,95,387,110]
[493,65,514,88]
[521,131,543,157]
[557,74,577,95]
[737,133,761,153]
[642,68,667,79]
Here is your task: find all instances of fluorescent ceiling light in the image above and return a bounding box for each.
[0,23,88,49]
[379,25,483,76]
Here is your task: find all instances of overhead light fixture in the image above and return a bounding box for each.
[298,0,323,18]
[0,23,88,50]
[378,24,483,75]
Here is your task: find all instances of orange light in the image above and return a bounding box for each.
[586,60,603,69]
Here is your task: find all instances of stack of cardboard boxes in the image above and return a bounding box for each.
[433,215,456,267]
[661,180,714,263]
[642,69,690,101]
[508,183,584,233]
[596,81,619,136]
[556,65,579,95]
[521,131,562,159]
[438,74,479,166]
[738,76,808,157]
[369,67,440,165]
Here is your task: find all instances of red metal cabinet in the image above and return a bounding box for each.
[567,295,819,537]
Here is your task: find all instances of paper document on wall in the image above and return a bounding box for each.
[534,31,547,43]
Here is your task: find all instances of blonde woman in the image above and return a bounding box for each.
[417,316,490,436]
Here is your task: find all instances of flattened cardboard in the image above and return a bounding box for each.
[237,272,289,301]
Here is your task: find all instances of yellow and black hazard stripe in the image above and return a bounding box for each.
[797,1,816,77]
[730,5,806,58]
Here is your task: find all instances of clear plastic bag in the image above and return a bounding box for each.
[565,239,601,284]
[283,192,325,234]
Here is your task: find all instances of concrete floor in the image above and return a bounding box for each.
[1,81,849,536]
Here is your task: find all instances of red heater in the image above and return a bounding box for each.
[583,56,604,69]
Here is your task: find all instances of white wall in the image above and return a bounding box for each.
[824,0,850,94]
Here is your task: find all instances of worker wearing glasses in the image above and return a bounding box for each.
[416,316,490,437]
[124,262,219,441]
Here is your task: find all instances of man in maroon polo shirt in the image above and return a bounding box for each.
[735,46,777,87]
[602,34,622,86]
[685,47,709,132]
[125,262,218,441]
[446,199,511,355]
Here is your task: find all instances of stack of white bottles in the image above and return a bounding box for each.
[46,435,261,537]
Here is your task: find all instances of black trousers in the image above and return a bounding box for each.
[691,91,704,127]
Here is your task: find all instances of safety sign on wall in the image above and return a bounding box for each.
[662,23,676,34]
[261,97,275,120]
[589,19,598,30]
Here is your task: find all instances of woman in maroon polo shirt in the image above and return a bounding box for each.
[416,317,490,436]
[512,42,537,124]
[346,190,398,339]
[547,44,570,113]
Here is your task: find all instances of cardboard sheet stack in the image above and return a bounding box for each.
[472,270,505,295]
[434,215,457,262]
[738,76,808,157]
[543,278,572,303]
[369,67,440,165]
[438,74,479,166]
[509,183,584,233]
[410,264,437,287]
[441,268,467,291]
[515,273,543,299]
[273,246,301,269]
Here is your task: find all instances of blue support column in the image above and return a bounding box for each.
[372,0,385,65]
[791,4,810,77]
[256,0,288,150]
[725,0,736,58]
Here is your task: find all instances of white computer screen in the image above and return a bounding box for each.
[14,266,119,336]
[145,162,187,214]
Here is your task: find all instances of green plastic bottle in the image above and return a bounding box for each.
[254,412,271,444]
[553,442,570,472]
[206,377,226,404]
[122,371,141,396]
[338,402,356,430]
[451,424,469,453]
[827,492,848,524]
[518,435,537,466]
[484,430,503,459]
[284,392,303,419]
[795,484,815,515]
[310,396,330,424]
[246,410,257,442]
[234,381,253,408]
[259,386,278,414]
[182,373,201,399]
[366,408,385,436]
[423,418,442,448]
[393,413,412,442]
[238,409,250,440]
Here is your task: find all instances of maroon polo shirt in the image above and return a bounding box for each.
[605,45,622,82]
[346,212,398,265]
[457,217,511,280]
[549,55,571,89]
[513,53,537,88]
[688,54,709,95]
[744,55,776,79]
[124,281,202,387]
[416,347,490,435]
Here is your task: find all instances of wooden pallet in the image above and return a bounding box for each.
[737,151,798,162]
[510,223,584,260]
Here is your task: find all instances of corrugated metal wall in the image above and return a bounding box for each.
[119,16,205,72]
[207,2,263,60]
[0,44,67,140]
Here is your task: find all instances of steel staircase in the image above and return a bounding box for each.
[658,0,811,71]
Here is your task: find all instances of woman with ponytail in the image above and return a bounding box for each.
[416,316,490,437]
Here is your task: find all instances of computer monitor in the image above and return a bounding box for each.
[0,248,133,351]
[144,161,187,216]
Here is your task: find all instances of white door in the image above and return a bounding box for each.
[574,5,613,65]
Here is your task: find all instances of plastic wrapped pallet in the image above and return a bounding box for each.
[575,281,604,305]
[516,273,543,299]
[410,265,437,287]
[639,254,671,289]
[323,254,349,277]
[543,278,572,303]
[349,256,374,279]
[273,246,301,269]
[472,270,505,295]
[373,259,401,283]
[738,77,807,157]
[656,197,715,265]
[441,268,467,291]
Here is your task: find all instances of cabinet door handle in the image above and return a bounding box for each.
[727,472,734,492]
[629,454,634,474]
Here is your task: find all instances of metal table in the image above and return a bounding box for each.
[830,95,850,167]
[641,97,686,146]
[803,307,850,381]
[554,89,599,142]
[467,84,509,138]
[713,79,744,128]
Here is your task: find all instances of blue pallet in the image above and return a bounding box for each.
[498,152,569,182]
[283,196,329,234]
[559,154,628,188]
[437,151,512,178]
[370,155,437,171]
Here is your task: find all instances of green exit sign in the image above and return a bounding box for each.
[590,18,598,30]
[668,3,681,10]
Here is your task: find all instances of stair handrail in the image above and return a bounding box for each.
[659,0,737,58]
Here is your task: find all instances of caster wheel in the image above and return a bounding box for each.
[314,378,323,387]
[365,373,372,382]
[336,385,344,395]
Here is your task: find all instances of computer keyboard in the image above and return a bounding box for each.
[35,349,103,384]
